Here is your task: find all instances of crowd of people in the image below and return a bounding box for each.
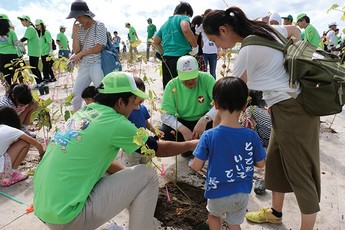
[0,0,344,229]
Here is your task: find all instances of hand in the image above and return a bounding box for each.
[72,20,81,37]
[69,52,82,63]
[189,46,198,56]
[195,24,203,35]
[192,117,208,139]
[178,125,193,141]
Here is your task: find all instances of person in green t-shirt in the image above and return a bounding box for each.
[56,25,70,58]
[296,13,321,48]
[33,71,198,230]
[125,22,139,61]
[146,18,157,60]
[153,2,198,89]
[160,56,216,157]
[35,19,56,83]
[0,14,20,85]
[18,15,44,88]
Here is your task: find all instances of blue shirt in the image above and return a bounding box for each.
[193,125,266,199]
[128,104,150,128]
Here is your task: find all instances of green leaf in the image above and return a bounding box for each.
[44,98,54,107]
[64,111,71,121]
[32,91,40,101]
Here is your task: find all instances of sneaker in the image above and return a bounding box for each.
[246,208,282,224]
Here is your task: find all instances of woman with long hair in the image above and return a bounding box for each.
[203,7,319,230]
[35,19,56,83]
[0,14,20,85]
[18,15,44,88]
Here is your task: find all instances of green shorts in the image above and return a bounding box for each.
[265,98,320,214]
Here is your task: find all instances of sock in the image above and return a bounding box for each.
[271,208,283,218]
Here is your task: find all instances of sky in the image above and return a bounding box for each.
[1,0,344,51]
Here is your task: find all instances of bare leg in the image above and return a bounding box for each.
[19,101,38,126]
[208,214,221,230]
[228,224,241,230]
[301,213,317,230]
[7,140,30,169]
[272,191,285,212]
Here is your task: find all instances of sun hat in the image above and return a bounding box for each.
[0,14,9,20]
[282,14,293,22]
[35,19,44,25]
[328,22,337,27]
[66,0,95,19]
[147,18,152,22]
[98,72,148,99]
[17,15,31,22]
[269,12,281,25]
[177,56,199,81]
[297,13,306,22]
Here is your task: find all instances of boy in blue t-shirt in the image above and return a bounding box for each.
[121,76,163,167]
[192,77,266,229]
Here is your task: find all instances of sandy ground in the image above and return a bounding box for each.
[1,59,345,230]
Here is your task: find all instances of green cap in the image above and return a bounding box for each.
[177,56,199,81]
[282,14,293,22]
[98,72,148,99]
[147,18,152,22]
[17,15,31,22]
[35,19,44,25]
[296,13,306,22]
[0,14,9,20]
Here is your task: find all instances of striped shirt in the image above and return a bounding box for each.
[77,21,107,64]
[0,95,15,108]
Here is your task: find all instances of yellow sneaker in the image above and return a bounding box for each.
[246,208,282,224]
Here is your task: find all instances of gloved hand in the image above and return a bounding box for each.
[195,24,203,35]
[189,46,198,56]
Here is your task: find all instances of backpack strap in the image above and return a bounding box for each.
[241,29,293,54]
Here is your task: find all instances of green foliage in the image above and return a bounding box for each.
[327,4,345,22]
[4,57,36,85]
[30,91,52,131]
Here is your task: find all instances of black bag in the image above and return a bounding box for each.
[241,31,345,116]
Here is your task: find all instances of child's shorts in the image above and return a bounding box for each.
[207,193,249,225]
[0,152,13,180]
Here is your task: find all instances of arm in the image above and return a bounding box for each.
[161,113,193,140]
[153,35,163,55]
[284,25,302,41]
[155,139,198,157]
[180,20,197,48]
[192,157,205,171]
[255,159,265,168]
[107,160,125,174]
[19,133,45,157]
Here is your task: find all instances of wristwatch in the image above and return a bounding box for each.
[203,115,212,123]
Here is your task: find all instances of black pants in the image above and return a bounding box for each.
[29,56,43,84]
[41,55,55,81]
[162,56,180,89]
[160,118,213,142]
[0,53,19,85]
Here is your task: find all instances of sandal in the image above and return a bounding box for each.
[0,171,28,187]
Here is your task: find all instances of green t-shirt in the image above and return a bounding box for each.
[33,103,148,224]
[39,30,52,56]
[0,30,18,55]
[147,24,157,39]
[161,71,215,121]
[56,32,69,51]
[24,25,40,57]
[156,15,191,56]
[128,26,137,43]
[304,24,321,48]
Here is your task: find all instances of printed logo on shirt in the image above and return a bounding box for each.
[0,35,9,44]
[198,96,205,104]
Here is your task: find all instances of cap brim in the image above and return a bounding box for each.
[178,70,199,81]
[133,90,149,99]
[66,10,95,19]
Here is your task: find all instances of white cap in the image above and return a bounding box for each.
[177,56,199,81]
[329,22,337,27]
[269,12,281,25]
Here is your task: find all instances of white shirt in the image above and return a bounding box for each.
[0,125,24,173]
[232,25,300,107]
[326,30,336,49]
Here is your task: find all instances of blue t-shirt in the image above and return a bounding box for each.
[128,104,150,128]
[193,125,266,199]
